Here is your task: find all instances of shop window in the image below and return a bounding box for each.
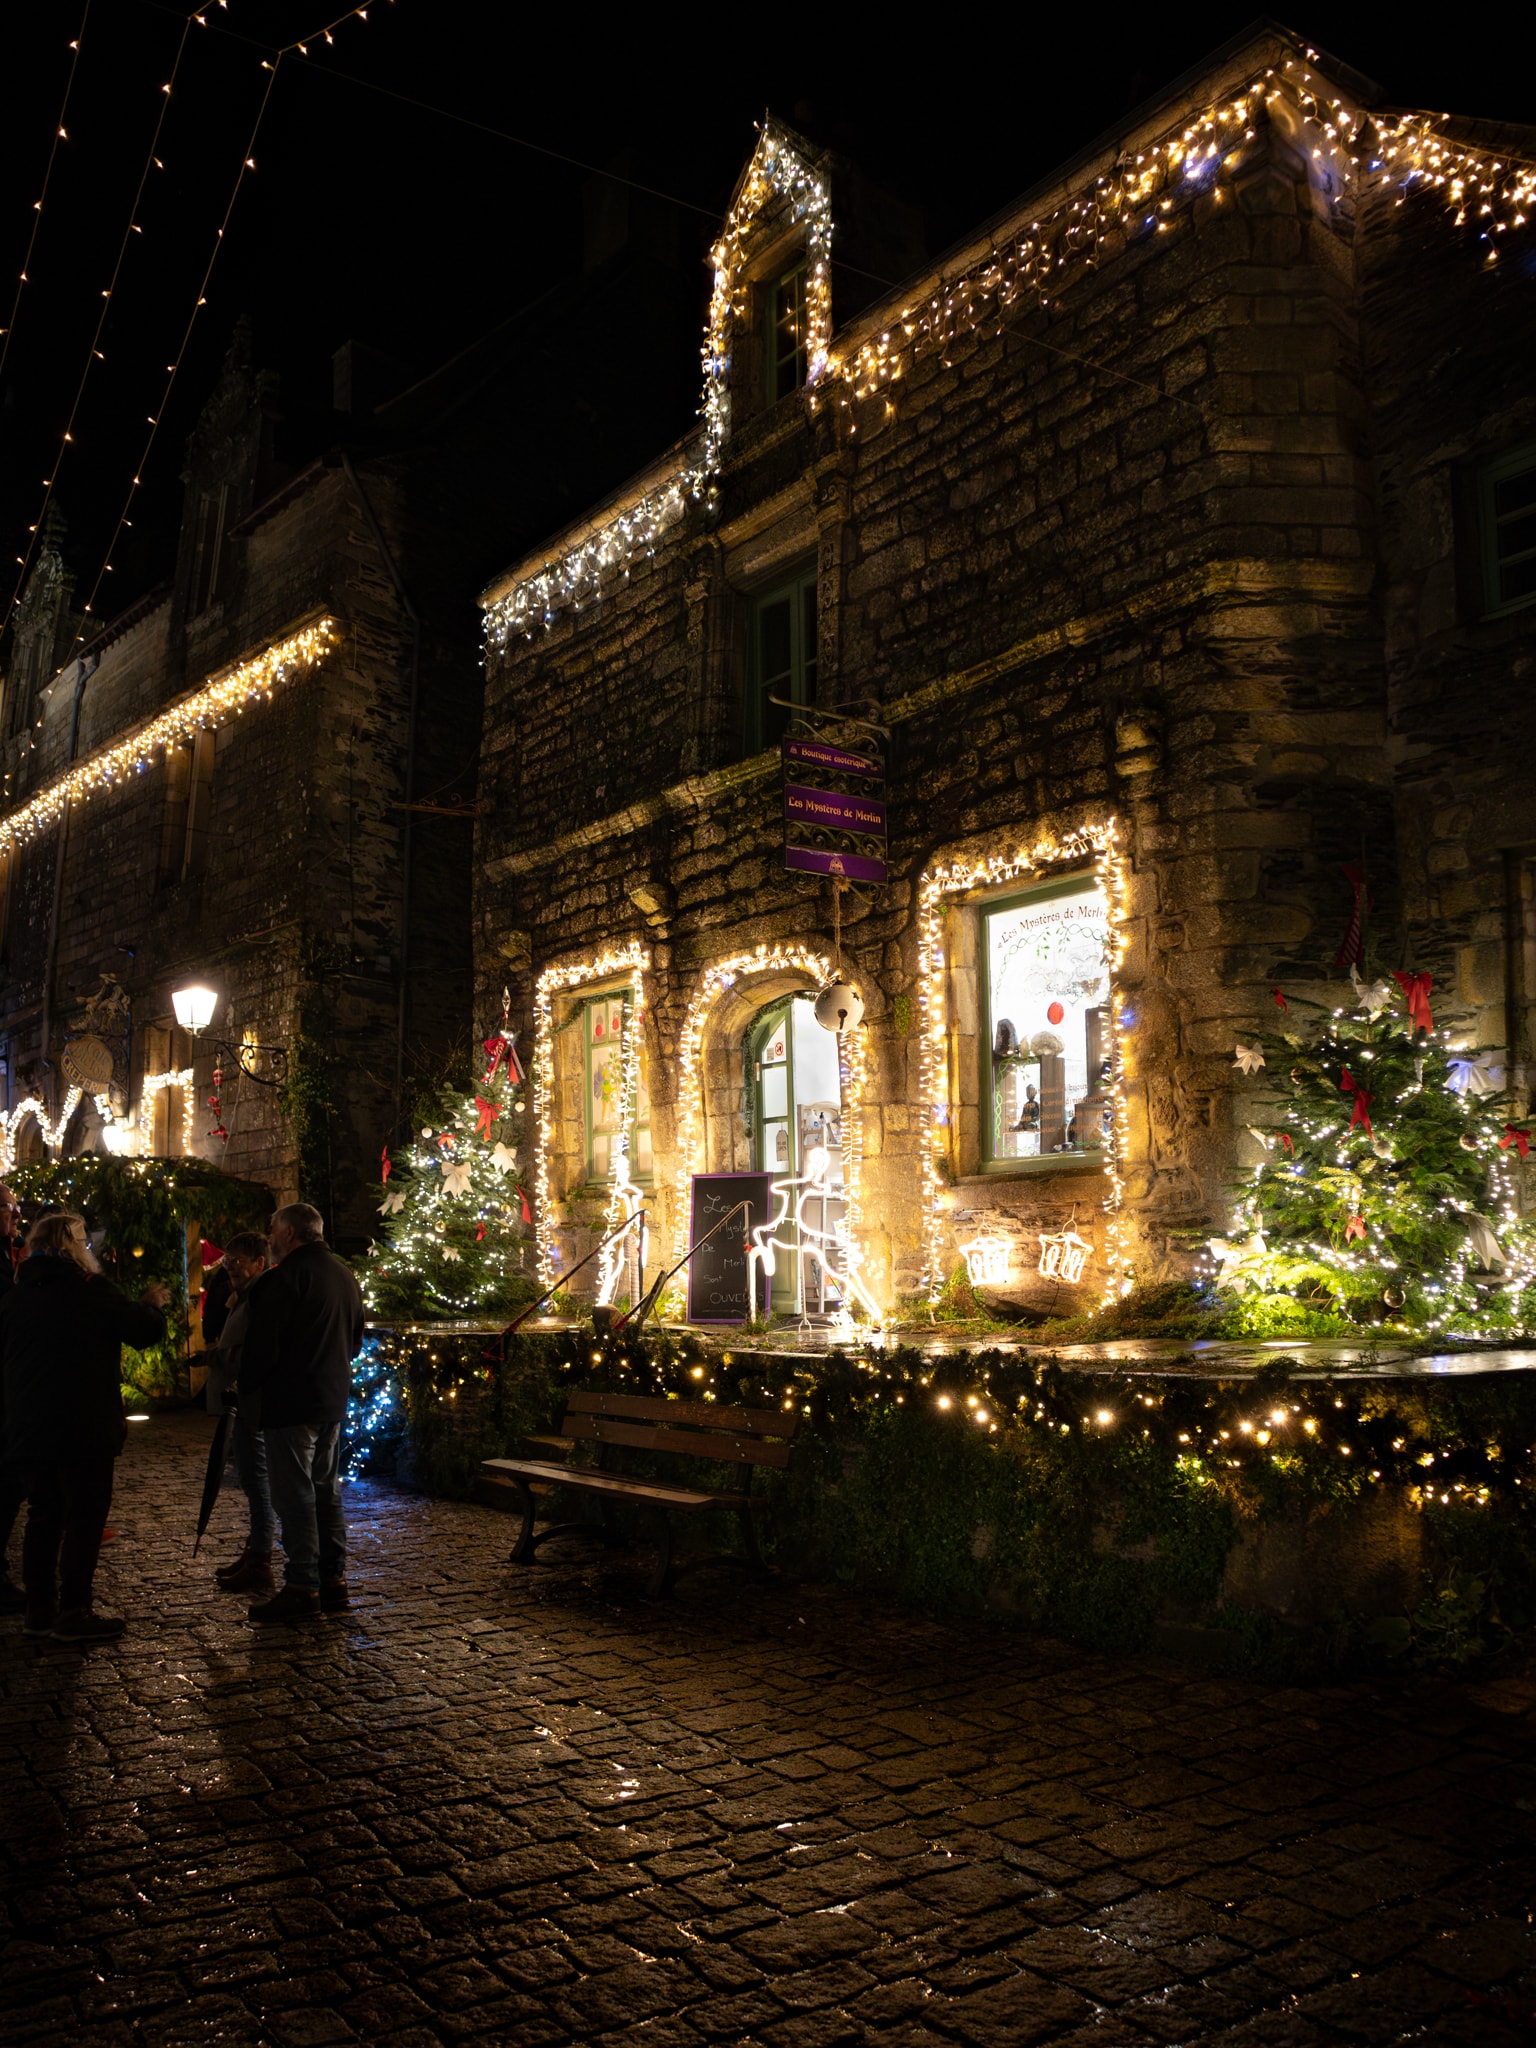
[1477,442,1536,617]
[582,993,651,1184]
[747,569,817,754]
[749,993,844,1313]
[764,259,808,402]
[981,873,1111,1166]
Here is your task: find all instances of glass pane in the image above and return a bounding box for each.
[758,596,793,690]
[985,880,1110,1162]
[1500,553,1536,604]
[760,1065,788,1118]
[634,1123,652,1177]
[762,1017,787,1065]
[1496,511,1536,559]
[801,581,818,703]
[1494,468,1536,519]
[764,1120,791,1171]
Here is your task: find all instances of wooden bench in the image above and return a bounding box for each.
[483,1389,798,1598]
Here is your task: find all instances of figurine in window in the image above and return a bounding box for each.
[1012,1085,1040,1133]
[993,1019,1018,1059]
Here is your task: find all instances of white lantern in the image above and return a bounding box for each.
[813,981,864,1033]
[171,984,219,1035]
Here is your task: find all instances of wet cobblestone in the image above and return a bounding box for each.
[2,1412,1533,2045]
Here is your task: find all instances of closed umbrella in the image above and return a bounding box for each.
[193,1410,232,1555]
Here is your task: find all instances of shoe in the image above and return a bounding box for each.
[319,1581,350,1613]
[52,1608,126,1642]
[24,1608,57,1637]
[220,1553,274,1596]
[0,1577,26,1615]
[248,1584,319,1623]
[215,1548,254,1586]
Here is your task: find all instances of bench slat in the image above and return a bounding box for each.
[482,1457,719,1509]
[561,1414,793,1467]
[567,1389,796,1438]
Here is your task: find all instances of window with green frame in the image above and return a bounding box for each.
[765,259,808,402]
[1478,442,1536,616]
[582,993,651,1184]
[747,568,817,754]
[980,873,1111,1168]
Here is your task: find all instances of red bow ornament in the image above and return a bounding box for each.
[1344,1214,1368,1243]
[1278,1131,1294,1156]
[1500,1125,1531,1159]
[474,1096,502,1140]
[381,1145,391,1184]
[1339,1068,1373,1136]
[1271,988,1288,1012]
[1333,862,1371,974]
[1393,971,1434,1036]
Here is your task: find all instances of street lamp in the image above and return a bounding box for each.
[171,984,219,1035]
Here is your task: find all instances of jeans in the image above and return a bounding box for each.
[17,1451,116,1611]
[263,1424,345,1591]
[0,1459,25,1574]
[231,1413,275,1552]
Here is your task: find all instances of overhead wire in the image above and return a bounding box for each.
[0,0,94,389]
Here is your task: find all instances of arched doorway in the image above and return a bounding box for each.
[13,1113,45,1166]
[747,992,846,1315]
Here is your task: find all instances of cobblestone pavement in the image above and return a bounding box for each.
[2,1414,1534,2047]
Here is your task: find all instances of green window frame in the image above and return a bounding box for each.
[746,569,818,754]
[1478,441,1536,617]
[765,260,808,403]
[581,992,651,1186]
[979,873,1111,1173]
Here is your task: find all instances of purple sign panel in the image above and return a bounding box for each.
[785,845,889,884]
[784,784,887,836]
[782,737,883,781]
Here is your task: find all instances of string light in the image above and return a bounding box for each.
[136,1069,196,1158]
[0,1,91,389]
[531,942,650,1288]
[481,54,1534,648]
[0,617,336,860]
[917,819,1130,1302]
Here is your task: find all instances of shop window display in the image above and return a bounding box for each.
[583,994,651,1183]
[983,876,1110,1164]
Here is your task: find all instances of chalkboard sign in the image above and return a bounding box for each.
[687,1172,775,1323]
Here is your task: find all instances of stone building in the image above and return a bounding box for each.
[0,195,701,1246]
[473,23,1536,1318]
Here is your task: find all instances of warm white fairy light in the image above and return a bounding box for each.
[482,55,1532,650]
[137,1069,195,1158]
[483,124,831,649]
[531,941,649,1287]
[747,1143,882,1326]
[0,617,337,859]
[917,819,1129,1301]
[0,1088,83,1172]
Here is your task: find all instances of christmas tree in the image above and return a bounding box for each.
[358,1081,536,1320]
[1214,973,1535,1337]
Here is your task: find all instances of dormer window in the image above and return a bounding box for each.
[765,259,809,403]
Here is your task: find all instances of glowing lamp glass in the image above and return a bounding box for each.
[172,984,218,1035]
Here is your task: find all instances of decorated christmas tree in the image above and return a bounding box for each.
[358,1076,535,1321]
[1214,972,1536,1337]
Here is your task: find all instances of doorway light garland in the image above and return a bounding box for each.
[0,617,337,860]
[484,124,831,651]
[530,941,649,1287]
[137,1069,196,1159]
[916,819,1131,1302]
[0,1088,83,1174]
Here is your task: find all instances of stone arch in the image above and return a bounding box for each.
[695,964,828,1177]
[12,1113,45,1166]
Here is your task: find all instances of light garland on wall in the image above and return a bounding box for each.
[482,52,1533,651]
[137,1068,196,1159]
[916,819,1131,1302]
[0,617,338,859]
[530,941,650,1287]
[0,1088,83,1174]
[483,124,831,651]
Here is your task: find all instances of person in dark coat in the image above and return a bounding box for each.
[0,1210,169,1641]
[0,1184,24,1613]
[240,1202,363,1622]
[201,1231,275,1597]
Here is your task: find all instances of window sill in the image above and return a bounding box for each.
[973,1152,1108,1178]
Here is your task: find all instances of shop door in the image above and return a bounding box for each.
[749,995,846,1314]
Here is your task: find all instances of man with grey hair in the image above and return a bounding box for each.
[240,1202,364,1622]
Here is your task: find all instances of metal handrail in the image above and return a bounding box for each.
[499,1211,647,1338]
[614,1201,752,1333]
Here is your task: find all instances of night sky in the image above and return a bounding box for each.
[2,2,1532,635]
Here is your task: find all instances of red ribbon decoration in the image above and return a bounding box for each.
[1278,1132,1294,1155]
[474,1096,501,1139]
[1339,1068,1373,1136]
[1500,1125,1531,1159]
[381,1145,391,1183]
[476,1223,486,1243]
[1393,970,1434,1036]
[1344,1214,1367,1243]
[1271,988,1288,1012]
[1333,862,1371,974]
[481,1034,506,1087]
[516,1184,532,1226]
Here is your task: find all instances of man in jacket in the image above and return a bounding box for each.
[240,1202,363,1622]
[0,1210,169,1640]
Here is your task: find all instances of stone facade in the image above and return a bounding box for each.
[474,30,1536,1315]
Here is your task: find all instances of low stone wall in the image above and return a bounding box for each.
[352,1327,1536,1679]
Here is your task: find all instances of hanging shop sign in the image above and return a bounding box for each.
[782,734,887,885]
[687,1171,775,1323]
